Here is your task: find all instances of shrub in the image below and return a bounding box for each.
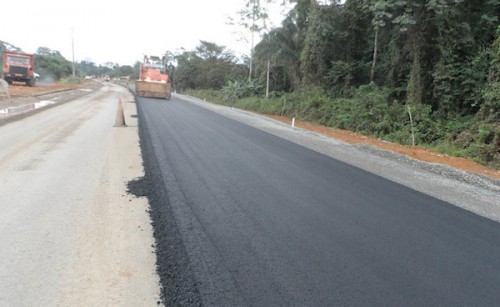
[223,79,263,102]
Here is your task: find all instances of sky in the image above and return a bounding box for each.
[0,0,292,66]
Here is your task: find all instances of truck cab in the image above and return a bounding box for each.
[2,51,37,87]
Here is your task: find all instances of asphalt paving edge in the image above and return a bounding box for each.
[131,97,203,307]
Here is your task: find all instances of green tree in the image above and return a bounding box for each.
[479,26,500,122]
[300,1,335,86]
[430,0,499,116]
[363,0,393,82]
[35,47,72,80]
[254,14,303,92]
[170,41,247,91]
[229,0,272,80]
[77,60,99,78]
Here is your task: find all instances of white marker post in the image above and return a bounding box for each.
[292,117,295,128]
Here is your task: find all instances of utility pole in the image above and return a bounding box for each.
[71,28,76,79]
[266,58,270,98]
[266,34,271,99]
[249,0,256,81]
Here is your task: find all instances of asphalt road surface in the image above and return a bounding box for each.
[137,95,500,306]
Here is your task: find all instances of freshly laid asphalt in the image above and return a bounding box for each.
[135,94,500,306]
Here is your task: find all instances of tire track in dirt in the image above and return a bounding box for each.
[0,89,111,170]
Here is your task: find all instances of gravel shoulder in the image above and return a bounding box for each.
[176,94,500,223]
[55,88,162,306]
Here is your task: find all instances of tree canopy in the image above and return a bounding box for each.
[247,0,499,118]
[166,41,247,91]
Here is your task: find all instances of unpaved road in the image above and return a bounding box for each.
[0,81,102,125]
[137,94,500,306]
[0,83,161,306]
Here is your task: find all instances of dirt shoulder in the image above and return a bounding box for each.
[0,80,100,107]
[0,81,104,125]
[9,81,87,96]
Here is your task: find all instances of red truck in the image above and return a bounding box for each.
[2,50,37,86]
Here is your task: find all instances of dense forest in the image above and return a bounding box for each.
[169,0,499,169]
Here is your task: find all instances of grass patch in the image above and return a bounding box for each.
[59,76,81,84]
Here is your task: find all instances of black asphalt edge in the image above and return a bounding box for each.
[129,96,202,307]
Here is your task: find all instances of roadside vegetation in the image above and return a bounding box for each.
[168,0,499,170]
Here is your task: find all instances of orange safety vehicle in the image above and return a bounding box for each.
[2,51,37,87]
[135,55,171,99]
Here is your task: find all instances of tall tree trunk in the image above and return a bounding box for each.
[370,24,379,82]
[290,60,302,92]
[407,46,422,105]
[249,22,255,81]
[406,0,426,105]
[266,58,270,98]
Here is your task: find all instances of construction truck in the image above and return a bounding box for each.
[2,51,37,87]
[135,55,171,99]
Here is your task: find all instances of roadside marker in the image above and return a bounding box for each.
[292,117,295,128]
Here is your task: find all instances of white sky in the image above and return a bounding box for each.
[0,0,292,66]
